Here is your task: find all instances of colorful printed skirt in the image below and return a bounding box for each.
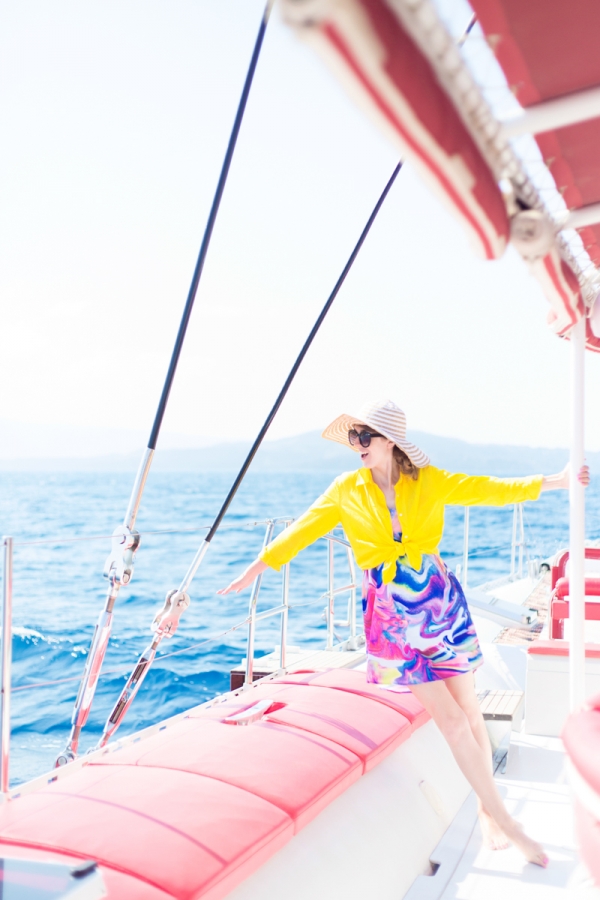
[362,553,483,686]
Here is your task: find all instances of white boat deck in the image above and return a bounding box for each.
[423,731,600,900]
[404,573,600,899]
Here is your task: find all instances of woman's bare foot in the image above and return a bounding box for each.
[479,809,509,850]
[502,819,549,867]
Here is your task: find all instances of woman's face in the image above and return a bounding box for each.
[351,423,395,470]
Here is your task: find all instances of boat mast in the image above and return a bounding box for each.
[56,1,274,767]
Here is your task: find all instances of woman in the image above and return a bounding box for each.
[219,399,590,868]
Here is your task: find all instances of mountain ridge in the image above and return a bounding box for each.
[0,429,595,477]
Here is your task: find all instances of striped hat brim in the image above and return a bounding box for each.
[321,411,430,468]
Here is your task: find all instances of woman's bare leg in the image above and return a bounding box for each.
[444,673,508,849]
[409,677,548,867]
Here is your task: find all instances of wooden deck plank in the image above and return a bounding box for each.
[477,690,523,720]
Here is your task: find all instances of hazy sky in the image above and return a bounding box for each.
[2,0,600,452]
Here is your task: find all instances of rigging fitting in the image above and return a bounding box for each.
[55,1,272,767]
[95,589,190,750]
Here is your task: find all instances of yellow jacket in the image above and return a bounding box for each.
[260,466,543,583]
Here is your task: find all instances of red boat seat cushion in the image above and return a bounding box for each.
[573,801,600,888]
[264,684,411,771]
[554,577,600,598]
[527,640,600,658]
[272,668,430,727]
[0,843,176,899]
[563,694,600,886]
[562,703,600,796]
[227,682,413,772]
[0,668,430,900]
[0,765,292,900]
[94,714,362,830]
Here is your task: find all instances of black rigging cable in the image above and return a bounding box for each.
[148,2,272,451]
[206,161,403,543]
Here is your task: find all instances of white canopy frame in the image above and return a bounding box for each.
[502,85,600,139]
[568,203,600,230]
[570,318,587,710]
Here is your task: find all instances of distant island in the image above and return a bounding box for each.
[0,428,596,477]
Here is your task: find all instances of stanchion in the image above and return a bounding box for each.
[1,538,13,795]
[569,317,586,711]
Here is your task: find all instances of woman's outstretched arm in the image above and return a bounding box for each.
[218,479,343,595]
[218,558,268,595]
[541,463,590,492]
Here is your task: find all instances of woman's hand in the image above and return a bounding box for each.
[541,463,590,492]
[577,464,591,487]
[217,559,268,595]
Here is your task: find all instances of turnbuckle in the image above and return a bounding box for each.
[55,527,141,766]
[95,588,190,749]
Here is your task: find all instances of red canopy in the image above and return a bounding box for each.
[281,0,600,351]
[471,0,600,350]
[282,0,509,260]
[471,0,600,261]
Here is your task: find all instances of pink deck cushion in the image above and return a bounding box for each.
[188,679,413,771]
[0,765,292,900]
[0,668,429,900]
[260,684,412,772]
[527,640,600,658]
[273,668,430,727]
[562,705,600,797]
[94,714,362,831]
[574,801,600,887]
[554,577,600,598]
[0,843,176,899]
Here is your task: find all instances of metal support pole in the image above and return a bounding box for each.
[1,538,13,794]
[280,520,290,669]
[245,522,274,685]
[245,579,260,686]
[280,563,289,670]
[510,505,518,578]
[518,505,525,578]
[123,448,154,532]
[327,541,335,650]
[462,507,470,588]
[178,540,210,595]
[346,545,357,641]
[570,317,586,711]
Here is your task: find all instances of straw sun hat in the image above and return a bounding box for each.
[322,399,430,468]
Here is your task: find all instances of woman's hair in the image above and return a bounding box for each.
[393,446,419,480]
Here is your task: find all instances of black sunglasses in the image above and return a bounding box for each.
[348,428,384,449]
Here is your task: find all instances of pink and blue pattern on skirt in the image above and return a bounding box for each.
[362,553,483,685]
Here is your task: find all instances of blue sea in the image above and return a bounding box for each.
[1,470,599,785]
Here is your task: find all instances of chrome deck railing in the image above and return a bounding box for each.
[457,503,529,587]
[0,501,534,788]
[244,517,360,685]
[1,537,12,796]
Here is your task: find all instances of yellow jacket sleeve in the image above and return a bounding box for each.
[433,469,543,506]
[260,478,342,571]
